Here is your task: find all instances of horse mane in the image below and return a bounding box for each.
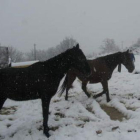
[44,48,73,64]
[96,52,122,69]
[97,52,121,60]
[31,47,74,69]
[44,47,75,96]
[56,47,79,96]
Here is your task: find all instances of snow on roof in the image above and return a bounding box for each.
[12,60,39,67]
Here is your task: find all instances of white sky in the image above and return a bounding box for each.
[0,0,140,54]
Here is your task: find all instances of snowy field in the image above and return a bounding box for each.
[0,55,140,140]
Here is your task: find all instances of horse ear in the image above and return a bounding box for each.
[118,63,121,72]
[76,43,79,49]
[126,49,130,53]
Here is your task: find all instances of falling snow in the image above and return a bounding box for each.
[0,55,140,140]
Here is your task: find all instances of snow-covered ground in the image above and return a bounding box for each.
[0,55,140,140]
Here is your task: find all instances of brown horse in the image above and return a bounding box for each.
[59,50,135,102]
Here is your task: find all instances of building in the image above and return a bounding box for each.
[0,46,9,68]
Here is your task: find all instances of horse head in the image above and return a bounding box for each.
[120,50,135,73]
[69,44,91,76]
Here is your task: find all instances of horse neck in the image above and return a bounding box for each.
[104,53,121,72]
[44,52,70,77]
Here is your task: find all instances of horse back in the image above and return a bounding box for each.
[0,63,52,100]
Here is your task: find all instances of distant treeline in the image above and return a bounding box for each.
[1,37,140,63]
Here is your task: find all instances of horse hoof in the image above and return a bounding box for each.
[44,131,50,138]
[107,99,111,102]
[93,95,97,99]
[65,97,68,101]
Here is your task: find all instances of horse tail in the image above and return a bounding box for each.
[58,74,68,97]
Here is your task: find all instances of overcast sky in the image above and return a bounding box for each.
[0,0,140,54]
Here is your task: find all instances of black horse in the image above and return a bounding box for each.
[60,50,135,102]
[0,44,91,137]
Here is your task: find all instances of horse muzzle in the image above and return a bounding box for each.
[128,67,135,73]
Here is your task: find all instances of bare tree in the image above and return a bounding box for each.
[25,37,77,61]
[100,38,120,54]
[24,49,35,61]
[45,37,77,60]
[8,46,24,62]
[130,38,140,54]
[55,37,77,55]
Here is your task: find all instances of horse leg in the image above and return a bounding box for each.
[65,74,76,101]
[41,95,51,137]
[82,82,90,98]
[100,81,110,102]
[65,87,69,101]
[0,98,6,111]
[94,81,110,102]
[93,91,104,99]
[93,81,105,98]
